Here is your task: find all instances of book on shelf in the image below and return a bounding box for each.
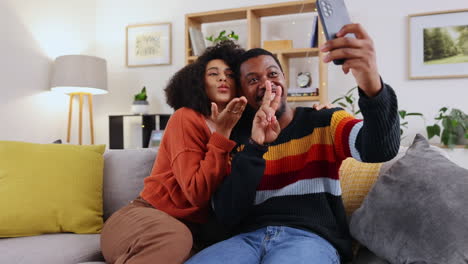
[288,87,319,97]
[310,16,319,48]
[189,27,206,56]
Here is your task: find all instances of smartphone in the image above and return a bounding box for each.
[316,0,355,65]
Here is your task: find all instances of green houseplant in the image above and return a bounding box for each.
[131,86,149,114]
[426,107,468,148]
[206,30,239,45]
[332,86,424,138]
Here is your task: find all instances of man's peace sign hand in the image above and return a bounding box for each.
[250,81,282,145]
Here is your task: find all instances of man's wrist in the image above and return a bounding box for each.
[248,137,270,149]
[358,74,382,98]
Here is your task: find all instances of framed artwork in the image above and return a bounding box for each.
[126,23,172,67]
[148,130,164,148]
[408,9,468,79]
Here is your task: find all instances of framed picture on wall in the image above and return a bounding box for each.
[126,22,172,67]
[408,9,468,79]
[148,130,164,148]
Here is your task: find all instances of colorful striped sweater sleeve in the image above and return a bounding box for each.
[331,82,400,162]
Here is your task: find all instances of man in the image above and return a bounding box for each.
[186,24,400,264]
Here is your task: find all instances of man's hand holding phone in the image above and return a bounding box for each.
[320,23,381,97]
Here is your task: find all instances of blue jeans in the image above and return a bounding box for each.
[185,226,340,264]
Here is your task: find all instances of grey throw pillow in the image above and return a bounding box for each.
[103,148,157,220]
[349,134,468,264]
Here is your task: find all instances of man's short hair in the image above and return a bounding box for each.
[235,48,283,87]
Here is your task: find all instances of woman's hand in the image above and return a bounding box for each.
[210,96,248,138]
[312,103,334,110]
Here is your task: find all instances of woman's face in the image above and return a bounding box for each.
[204,59,236,107]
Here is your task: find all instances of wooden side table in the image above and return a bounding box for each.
[109,114,171,149]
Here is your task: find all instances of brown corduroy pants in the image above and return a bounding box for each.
[101,197,224,264]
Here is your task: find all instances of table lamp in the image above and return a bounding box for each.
[50,55,108,145]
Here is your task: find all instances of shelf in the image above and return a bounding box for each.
[251,1,316,17]
[287,95,320,102]
[186,9,247,23]
[273,48,319,58]
[109,114,171,149]
[433,144,468,149]
[187,56,197,63]
[185,0,327,103]
[186,1,316,23]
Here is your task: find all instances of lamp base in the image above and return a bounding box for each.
[67,93,94,145]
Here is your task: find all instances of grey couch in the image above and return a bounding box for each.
[1,144,454,264]
[0,147,401,264]
[0,148,158,264]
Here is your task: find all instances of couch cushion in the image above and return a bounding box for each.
[340,145,449,217]
[353,246,390,264]
[339,158,382,216]
[0,141,105,237]
[103,148,157,220]
[0,234,102,264]
[349,134,468,263]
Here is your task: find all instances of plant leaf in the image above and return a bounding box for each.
[218,30,226,39]
[426,124,440,139]
[345,96,353,104]
[331,97,342,104]
[399,110,407,119]
[441,129,450,146]
[405,112,423,116]
[338,102,347,108]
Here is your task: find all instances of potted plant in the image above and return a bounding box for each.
[206,30,239,45]
[332,86,424,138]
[131,86,149,114]
[426,107,468,148]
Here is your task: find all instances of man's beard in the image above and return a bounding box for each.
[275,100,286,119]
[253,96,287,119]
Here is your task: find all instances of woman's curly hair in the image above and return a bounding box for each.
[165,40,245,116]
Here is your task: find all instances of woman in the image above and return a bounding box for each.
[101,41,246,264]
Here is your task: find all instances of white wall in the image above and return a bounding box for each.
[92,0,294,146]
[1,0,467,152]
[345,0,468,147]
[0,0,96,143]
[93,0,468,147]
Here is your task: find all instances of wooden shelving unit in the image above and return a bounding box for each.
[185,0,327,103]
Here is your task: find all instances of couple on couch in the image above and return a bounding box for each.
[101,23,400,264]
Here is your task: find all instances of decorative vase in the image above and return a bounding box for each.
[131,100,149,114]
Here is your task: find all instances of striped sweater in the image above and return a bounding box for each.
[213,84,400,262]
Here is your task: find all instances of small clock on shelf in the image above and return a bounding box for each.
[297,72,311,88]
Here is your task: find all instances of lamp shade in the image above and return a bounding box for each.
[50,55,108,95]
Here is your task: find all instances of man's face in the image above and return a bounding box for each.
[239,55,287,115]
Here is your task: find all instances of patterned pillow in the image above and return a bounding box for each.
[339,146,414,216]
[339,158,382,216]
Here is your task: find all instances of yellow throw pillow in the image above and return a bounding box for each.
[0,141,105,237]
[340,158,382,216]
